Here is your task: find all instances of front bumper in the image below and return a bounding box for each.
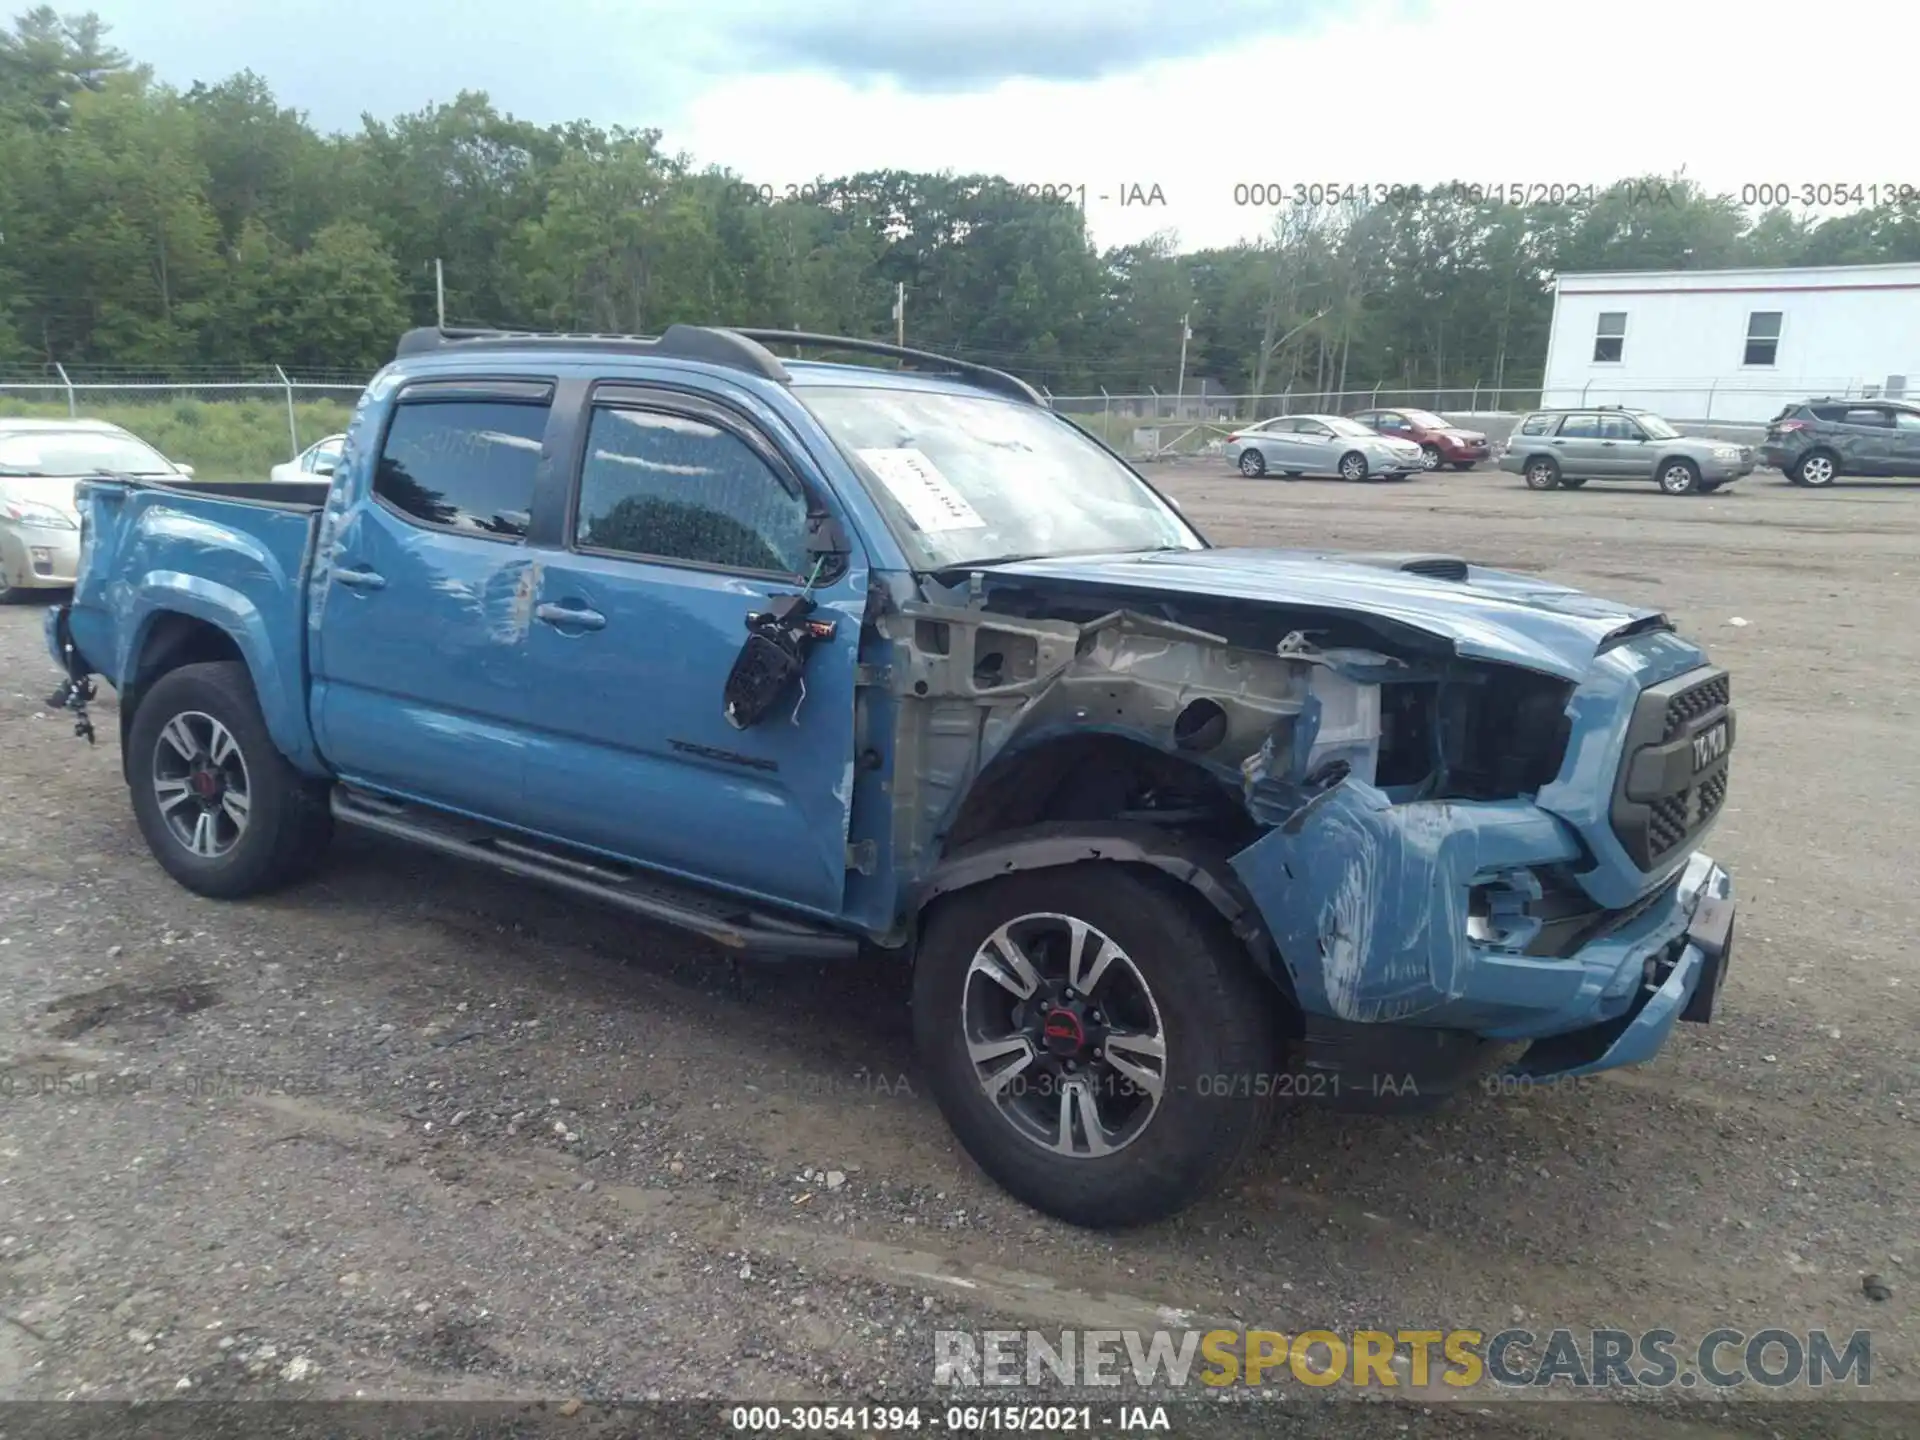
[1228,782,1736,1085]
[1702,455,1756,482]
[0,523,80,589]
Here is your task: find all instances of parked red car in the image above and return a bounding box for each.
[1347,407,1491,471]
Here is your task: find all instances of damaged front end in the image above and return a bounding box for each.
[878,555,1734,1098]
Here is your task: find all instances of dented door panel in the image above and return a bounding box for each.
[310,498,539,819]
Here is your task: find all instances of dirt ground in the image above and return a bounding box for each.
[0,463,1914,1436]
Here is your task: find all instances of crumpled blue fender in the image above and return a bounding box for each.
[1228,778,1583,1025]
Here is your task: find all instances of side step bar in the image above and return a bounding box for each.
[330,787,859,960]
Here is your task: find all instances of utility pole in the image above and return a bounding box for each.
[1174,310,1192,418]
[892,282,905,347]
[435,259,447,329]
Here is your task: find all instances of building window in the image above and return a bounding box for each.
[1592,312,1626,363]
[1744,311,1783,367]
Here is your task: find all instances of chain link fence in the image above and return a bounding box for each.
[0,365,371,477]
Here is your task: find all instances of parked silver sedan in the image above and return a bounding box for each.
[1224,414,1426,481]
[0,418,192,600]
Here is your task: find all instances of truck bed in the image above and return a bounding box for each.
[64,475,330,774]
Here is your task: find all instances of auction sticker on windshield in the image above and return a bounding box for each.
[856,447,986,533]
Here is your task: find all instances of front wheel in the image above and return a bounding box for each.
[1419,444,1442,471]
[127,661,333,899]
[1337,451,1370,482]
[1658,459,1702,495]
[1236,449,1267,477]
[912,866,1276,1228]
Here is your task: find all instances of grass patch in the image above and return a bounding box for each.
[0,395,358,480]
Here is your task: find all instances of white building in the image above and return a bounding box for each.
[1540,261,1920,425]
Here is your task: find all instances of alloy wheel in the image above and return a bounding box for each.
[960,912,1168,1157]
[151,710,252,858]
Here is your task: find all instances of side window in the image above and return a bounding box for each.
[1298,421,1332,438]
[1841,408,1894,429]
[1518,413,1556,436]
[1557,413,1602,439]
[1377,412,1407,431]
[1592,312,1626,363]
[575,406,811,574]
[1894,411,1920,432]
[374,400,547,538]
[1598,414,1641,440]
[1811,405,1852,422]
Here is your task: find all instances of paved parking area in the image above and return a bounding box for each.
[0,463,1913,1430]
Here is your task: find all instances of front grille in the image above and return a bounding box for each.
[1611,665,1734,870]
[1664,674,1730,740]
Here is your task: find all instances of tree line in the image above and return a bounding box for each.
[5,6,1919,393]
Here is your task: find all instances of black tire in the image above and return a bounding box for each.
[912,865,1276,1228]
[1337,450,1370,482]
[1418,443,1442,471]
[1236,448,1267,477]
[1792,450,1838,488]
[1558,475,1589,489]
[1523,455,1560,490]
[1657,458,1702,495]
[127,661,333,899]
[1450,461,1475,471]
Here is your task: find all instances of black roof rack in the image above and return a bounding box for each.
[724,330,1046,406]
[394,324,791,383]
[393,324,1046,406]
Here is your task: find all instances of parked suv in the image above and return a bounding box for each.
[1347,407,1492,471]
[1761,398,1920,487]
[1498,407,1754,495]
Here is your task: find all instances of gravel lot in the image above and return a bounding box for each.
[0,464,1913,1435]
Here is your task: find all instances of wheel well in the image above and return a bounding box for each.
[942,732,1260,856]
[1658,453,1700,472]
[118,613,245,768]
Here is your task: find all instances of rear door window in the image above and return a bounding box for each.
[1556,413,1602,438]
[374,396,551,539]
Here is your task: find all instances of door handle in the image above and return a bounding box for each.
[536,601,606,632]
[334,566,386,590]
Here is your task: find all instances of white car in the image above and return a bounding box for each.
[0,418,192,600]
[1224,414,1426,481]
[270,433,346,484]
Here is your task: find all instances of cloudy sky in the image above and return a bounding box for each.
[79,0,1920,251]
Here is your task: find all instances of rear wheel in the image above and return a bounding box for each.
[1338,451,1370,482]
[912,866,1276,1228]
[1793,450,1838,487]
[1658,458,1702,495]
[127,661,333,899]
[1237,449,1267,477]
[1524,456,1561,490]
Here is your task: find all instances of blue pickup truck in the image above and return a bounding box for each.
[45,326,1736,1228]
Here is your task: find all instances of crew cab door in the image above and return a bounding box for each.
[515,383,867,918]
[310,378,557,819]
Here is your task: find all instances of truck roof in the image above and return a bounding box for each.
[391,325,1047,408]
